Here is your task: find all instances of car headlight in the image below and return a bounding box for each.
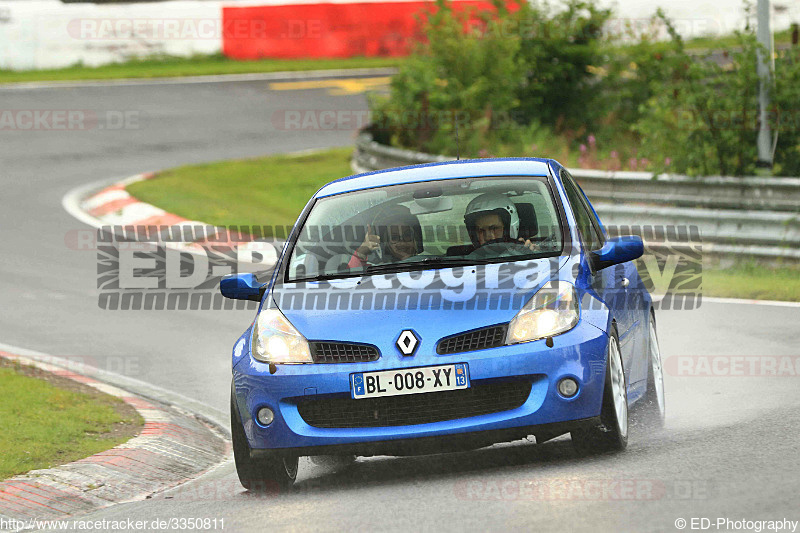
[506,281,579,344]
[252,308,313,364]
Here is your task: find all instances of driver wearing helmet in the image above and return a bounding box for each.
[462,192,540,253]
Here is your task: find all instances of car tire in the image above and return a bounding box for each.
[231,394,298,492]
[571,329,629,454]
[639,313,666,428]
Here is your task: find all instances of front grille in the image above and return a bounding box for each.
[309,342,380,363]
[437,325,508,355]
[297,380,531,428]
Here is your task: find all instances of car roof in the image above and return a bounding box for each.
[316,158,556,197]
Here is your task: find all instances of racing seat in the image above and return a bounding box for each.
[514,202,539,241]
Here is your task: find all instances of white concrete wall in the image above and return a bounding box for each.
[598,0,797,41]
[0,0,224,70]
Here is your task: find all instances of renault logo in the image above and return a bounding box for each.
[396,330,420,356]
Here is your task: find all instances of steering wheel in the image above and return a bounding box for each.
[466,238,528,259]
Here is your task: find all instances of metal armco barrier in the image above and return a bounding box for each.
[353,132,800,263]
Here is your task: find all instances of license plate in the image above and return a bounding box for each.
[351,363,470,399]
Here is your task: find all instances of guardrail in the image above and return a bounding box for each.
[352,132,800,263]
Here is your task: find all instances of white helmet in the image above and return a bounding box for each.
[464,193,519,245]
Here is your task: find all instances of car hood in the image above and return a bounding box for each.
[273,256,569,349]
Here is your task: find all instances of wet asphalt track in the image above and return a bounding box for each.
[1,76,799,533]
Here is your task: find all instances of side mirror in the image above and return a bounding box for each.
[220,273,265,301]
[590,236,644,271]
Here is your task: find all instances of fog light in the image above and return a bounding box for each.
[558,378,579,398]
[256,407,274,426]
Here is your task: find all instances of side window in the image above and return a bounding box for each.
[560,169,604,252]
[573,178,606,240]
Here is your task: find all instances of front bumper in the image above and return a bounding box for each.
[232,321,609,453]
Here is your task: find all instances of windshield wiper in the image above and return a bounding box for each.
[289,272,362,283]
[291,255,538,282]
[364,256,497,275]
[409,257,499,267]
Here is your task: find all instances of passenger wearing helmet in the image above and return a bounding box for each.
[461,192,540,253]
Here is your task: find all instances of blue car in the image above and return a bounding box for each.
[222,158,666,489]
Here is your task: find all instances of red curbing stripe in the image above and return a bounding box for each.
[141,421,195,435]
[140,424,196,441]
[135,213,188,228]
[88,196,138,217]
[80,450,181,478]
[79,456,168,478]
[0,492,41,514]
[120,396,157,410]
[50,370,96,384]
[94,184,126,195]
[16,481,87,508]
[142,429,193,442]
[0,483,72,514]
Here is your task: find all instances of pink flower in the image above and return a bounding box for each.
[587,134,596,147]
[664,157,672,166]
[640,158,650,167]
[628,157,638,170]
[478,149,490,158]
[579,144,587,153]
[610,150,619,159]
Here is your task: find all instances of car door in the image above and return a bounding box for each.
[559,169,636,384]
[569,174,648,387]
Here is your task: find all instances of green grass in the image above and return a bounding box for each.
[0,54,402,85]
[128,149,800,301]
[127,147,355,228]
[0,365,142,480]
[702,263,800,301]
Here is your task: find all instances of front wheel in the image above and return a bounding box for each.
[571,330,629,454]
[231,394,298,491]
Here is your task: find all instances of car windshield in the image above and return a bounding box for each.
[286,176,564,282]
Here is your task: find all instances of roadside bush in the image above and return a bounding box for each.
[513,0,612,128]
[633,29,761,176]
[369,0,523,154]
[370,0,800,176]
[597,12,689,134]
[772,48,800,176]
[632,12,800,176]
[369,0,610,156]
